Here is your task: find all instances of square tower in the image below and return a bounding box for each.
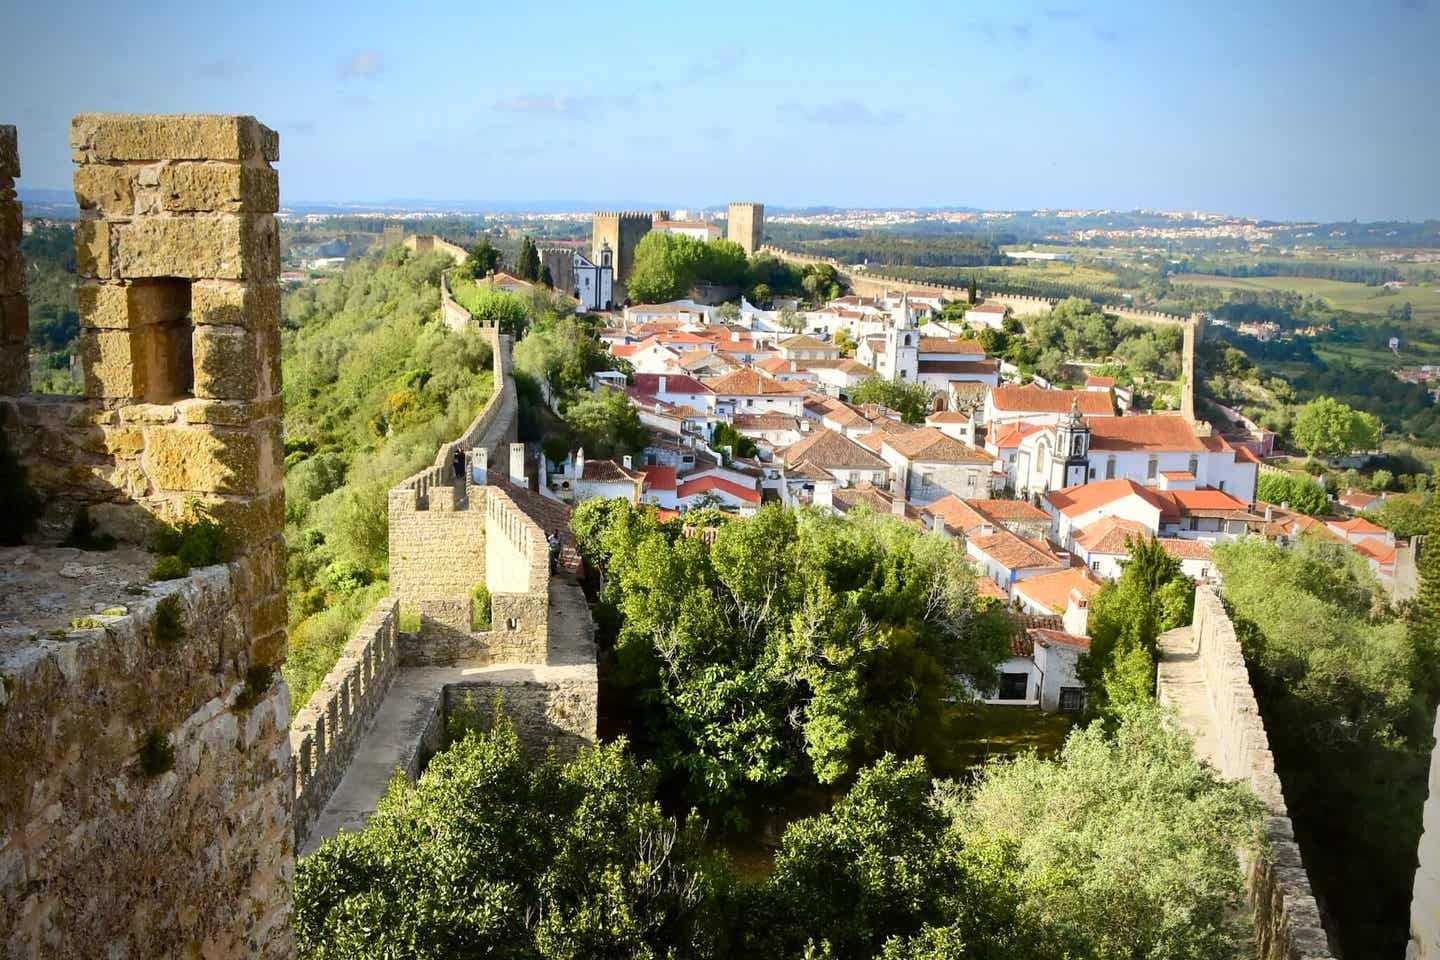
[0,125,27,394]
[591,211,651,302]
[727,201,764,256]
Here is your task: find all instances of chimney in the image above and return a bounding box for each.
[472,447,489,485]
[891,491,908,517]
[623,454,633,470]
[509,442,527,487]
[965,415,977,446]
[1264,504,1273,521]
[658,375,668,394]
[1063,589,1090,637]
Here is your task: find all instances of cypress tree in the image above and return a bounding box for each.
[1409,489,1440,703]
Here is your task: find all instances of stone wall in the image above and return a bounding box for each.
[439,270,473,331]
[402,233,467,265]
[1410,708,1440,960]
[591,211,650,298]
[1158,585,1336,960]
[434,327,516,473]
[0,564,293,959]
[0,114,292,959]
[1,124,27,394]
[444,675,598,760]
[289,598,401,846]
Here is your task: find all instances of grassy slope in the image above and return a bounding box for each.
[279,247,495,713]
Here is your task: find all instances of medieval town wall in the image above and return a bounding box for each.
[1410,708,1440,960]
[402,233,467,265]
[591,210,650,298]
[289,598,401,846]
[1158,586,1336,960]
[0,114,292,959]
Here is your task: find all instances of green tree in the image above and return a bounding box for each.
[715,301,741,324]
[578,502,1010,817]
[1080,535,1189,716]
[967,275,978,304]
[777,306,805,332]
[516,235,541,281]
[849,377,934,424]
[295,718,730,959]
[711,421,758,459]
[834,328,858,356]
[1408,491,1440,703]
[1291,396,1383,460]
[564,388,649,460]
[457,238,500,279]
[947,703,1263,960]
[1255,472,1328,514]
[456,285,530,338]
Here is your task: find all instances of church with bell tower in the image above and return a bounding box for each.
[1049,399,1092,489]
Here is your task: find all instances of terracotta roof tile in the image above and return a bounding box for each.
[1088,415,1205,452]
[1014,567,1102,614]
[991,386,1114,416]
[969,529,1065,571]
[780,428,890,470]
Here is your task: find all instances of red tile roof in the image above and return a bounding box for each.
[781,428,890,470]
[969,529,1065,571]
[631,373,711,395]
[1327,516,1389,536]
[968,302,1007,314]
[1044,478,1174,520]
[1014,567,1102,614]
[1157,537,1213,561]
[1087,415,1205,452]
[1028,627,1092,650]
[926,410,971,424]
[1085,375,1115,388]
[703,369,808,396]
[918,337,985,355]
[881,427,994,463]
[639,465,676,491]
[991,386,1113,416]
[677,474,760,504]
[988,422,1048,449]
[1073,516,1149,554]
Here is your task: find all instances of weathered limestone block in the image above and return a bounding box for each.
[143,423,261,494]
[0,124,17,178]
[73,162,136,216]
[112,213,278,280]
[71,113,278,163]
[76,280,129,329]
[193,324,259,399]
[160,162,279,213]
[77,327,140,398]
[73,219,112,278]
[0,292,27,340]
[192,279,280,330]
[177,395,282,425]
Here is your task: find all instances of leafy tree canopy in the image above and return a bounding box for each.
[1291,396,1383,460]
[849,378,935,424]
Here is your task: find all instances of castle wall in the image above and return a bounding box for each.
[402,233,466,266]
[444,676,597,760]
[1,125,28,394]
[1158,586,1336,960]
[290,598,400,846]
[0,115,293,959]
[1411,708,1440,960]
[439,270,473,331]
[0,565,293,959]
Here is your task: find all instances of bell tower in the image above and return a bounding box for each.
[1052,398,1091,489]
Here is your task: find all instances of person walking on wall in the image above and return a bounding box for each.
[451,448,466,484]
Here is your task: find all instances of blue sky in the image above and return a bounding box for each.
[4,0,1437,220]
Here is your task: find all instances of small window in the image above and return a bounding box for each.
[1105,457,1116,480]
[1218,480,1226,491]
[130,278,194,402]
[506,617,520,631]
[1091,559,1100,571]
[1147,457,1158,479]
[1188,455,1199,476]
[1059,687,1085,712]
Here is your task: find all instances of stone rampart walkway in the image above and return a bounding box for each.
[299,579,596,856]
[1155,625,1221,767]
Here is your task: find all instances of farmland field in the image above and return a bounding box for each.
[1172,273,1440,320]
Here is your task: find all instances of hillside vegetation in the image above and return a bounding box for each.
[280,247,495,711]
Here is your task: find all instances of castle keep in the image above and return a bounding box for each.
[0,116,291,958]
[727,200,764,255]
[591,210,650,301]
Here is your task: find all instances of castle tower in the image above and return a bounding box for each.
[727,201,764,255]
[1050,398,1091,489]
[0,114,293,960]
[651,209,671,224]
[0,125,27,394]
[71,113,286,660]
[592,210,651,302]
[882,294,919,382]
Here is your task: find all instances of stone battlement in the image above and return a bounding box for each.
[591,210,653,221]
[1158,586,1336,960]
[290,598,401,845]
[0,115,291,959]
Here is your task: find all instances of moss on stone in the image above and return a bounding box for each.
[138,729,174,777]
[152,595,184,647]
